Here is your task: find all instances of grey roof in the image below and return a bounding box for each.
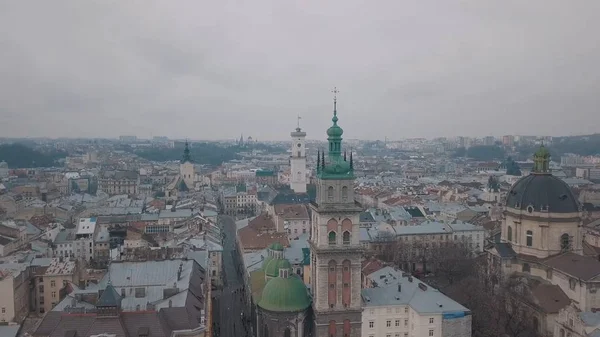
[580,311,600,326]
[506,174,579,213]
[362,267,469,315]
[0,325,19,337]
[98,259,202,311]
[494,242,516,258]
[159,209,193,219]
[54,228,76,244]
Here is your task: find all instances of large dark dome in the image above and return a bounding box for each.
[505,174,579,213]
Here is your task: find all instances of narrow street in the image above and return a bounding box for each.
[213,215,253,337]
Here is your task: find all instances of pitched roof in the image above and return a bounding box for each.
[97,283,121,307]
[273,204,309,220]
[530,284,570,313]
[544,252,600,281]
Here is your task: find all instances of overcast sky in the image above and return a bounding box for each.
[1,1,599,141]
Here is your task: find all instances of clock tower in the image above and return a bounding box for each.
[290,116,307,193]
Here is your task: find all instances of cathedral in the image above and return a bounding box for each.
[485,145,600,336]
[166,141,197,199]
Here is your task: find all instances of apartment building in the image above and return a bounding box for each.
[98,170,140,195]
[42,258,78,313]
[361,267,471,337]
[0,265,29,322]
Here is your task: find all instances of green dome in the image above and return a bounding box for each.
[262,255,274,270]
[269,242,284,251]
[327,124,343,138]
[264,258,292,277]
[258,275,311,312]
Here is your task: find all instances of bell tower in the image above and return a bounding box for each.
[290,115,307,193]
[309,88,362,337]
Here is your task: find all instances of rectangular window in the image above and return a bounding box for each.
[50,280,56,287]
[404,319,408,327]
[405,307,409,314]
[429,329,434,336]
[429,317,434,324]
[1,308,4,313]
[395,320,400,327]
[369,321,374,328]
[386,320,391,327]
[52,291,56,298]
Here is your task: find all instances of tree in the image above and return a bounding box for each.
[506,156,522,176]
[446,259,545,337]
[428,242,475,286]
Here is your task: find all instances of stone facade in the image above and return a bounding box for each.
[257,308,309,337]
[441,315,472,337]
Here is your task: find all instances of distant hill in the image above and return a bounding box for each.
[0,143,67,168]
[516,133,600,158]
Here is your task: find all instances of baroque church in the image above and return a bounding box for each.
[253,92,362,337]
[486,145,600,336]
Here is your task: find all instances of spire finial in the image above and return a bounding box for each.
[321,149,325,168]
[297,114,302,130]
[331,87,339,124]
[350,148,354,170]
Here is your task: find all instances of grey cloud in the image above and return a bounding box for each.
[1,0,600,140]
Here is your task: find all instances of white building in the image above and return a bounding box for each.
[361,267,471,337]
[290,123,307,193]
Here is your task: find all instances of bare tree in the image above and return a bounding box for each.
[428,241,474,285]
[446,258,544,337]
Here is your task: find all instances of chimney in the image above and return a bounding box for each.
[397,284,402,292]
[408,276,413,283]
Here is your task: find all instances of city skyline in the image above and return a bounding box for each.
[2,1,600,140]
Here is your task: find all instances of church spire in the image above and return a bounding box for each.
[181,140,192,163]
[350,149,354,170]
[326,87,343,158]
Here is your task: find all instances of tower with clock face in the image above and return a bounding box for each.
[290,119,307,193]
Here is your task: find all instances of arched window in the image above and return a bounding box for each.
[284,328,291,337]
[328,186,334,201]
[507,226,513,242]
[532,317,539,334]
[522,263,530,273]
[341,186,348,201]
[329,320,337,337]
[526,230,533,247]
[329,231,337,245]
[343,319,351,337]
[328,261,337,307]
[561,234,570,251]
[343,231,351,244]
